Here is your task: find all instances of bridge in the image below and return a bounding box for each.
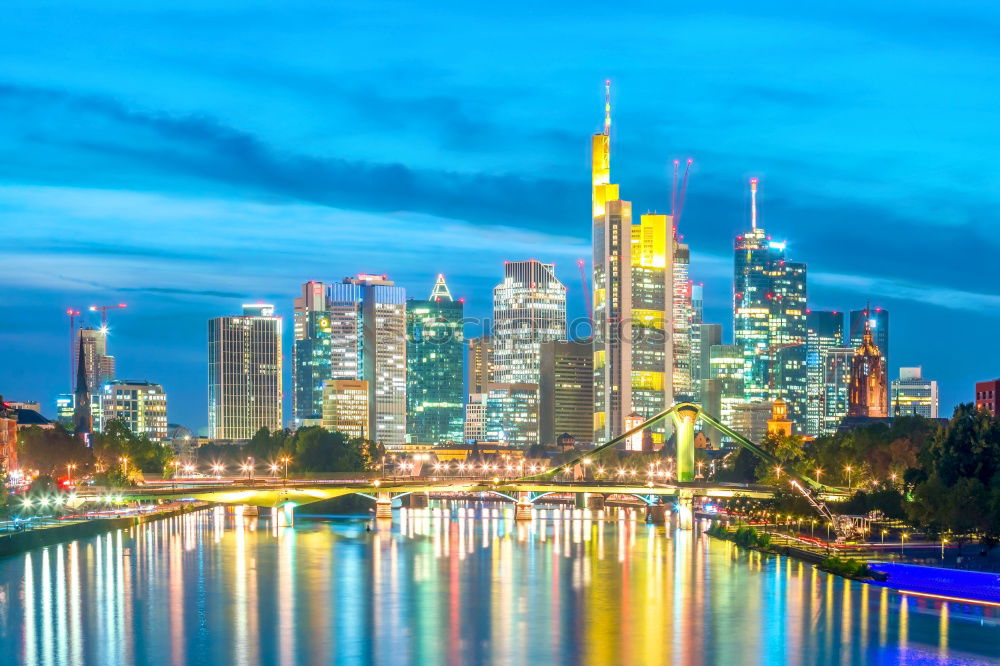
[78,403,851,533]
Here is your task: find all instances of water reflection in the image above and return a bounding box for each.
[0,505,998,665]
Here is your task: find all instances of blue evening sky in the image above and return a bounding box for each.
[2,1,998,431]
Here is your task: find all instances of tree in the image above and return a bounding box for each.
[94,419,171,474]
[245,427,289,462]
[18,425,93,476]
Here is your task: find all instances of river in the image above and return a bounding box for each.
[0,503,998,665]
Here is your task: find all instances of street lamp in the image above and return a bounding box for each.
[211,463,224,479]
[881,529,887,546]
[66,463,76,486]
[941,537,949,560]
[119,456,129,476]
[845,465,853,490]
[280,456,290,483]
[901,532,908,555]
[814,467,823,484]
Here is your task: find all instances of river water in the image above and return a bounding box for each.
[1,504,998,665]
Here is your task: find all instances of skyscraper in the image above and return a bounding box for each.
[671,239,693,400]
[464,393,487,442]
[407,275,464,445]
[733,178,807,432]
[74,326,115,394]
[328,275,407,449]
[592,85,674,442]
[101,380,168,442]
[485,383,539,446]
[805,310,844,436]
[891,367,939,418]
[822,348,854,434]
[292,281,332,424]
[208,304,283,440]
[467,336,494,394]
[709,344,745,431]
[695,323,722,407]
[848,318,887,418]
[539,339,594,446]
[492,260,566,385]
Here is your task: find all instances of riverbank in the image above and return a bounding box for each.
[0,502,211,558]
[704,522,882,581]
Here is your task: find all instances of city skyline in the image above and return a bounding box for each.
[3,2,999,428]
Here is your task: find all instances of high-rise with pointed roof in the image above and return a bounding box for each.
[733,178,808,433]
[406,275,464,444]
[592,83,674,445]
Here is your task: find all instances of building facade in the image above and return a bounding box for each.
[327,275,407,449]
[975,379,1000,415]
[464,393,487,442]
[709,344,745,431]
[806,310,844,436]
[321,379,369,439]
[292,281,332,424]
[848,319,888,418]
[492,260,567,386]
[822,348,854,435]
[467,336,494,395]
[539,339,594,446]
[485,383,539,446]
[101,380,168,442]
[208,304,283,440]
[406,275,464,445]
[733,178,807,432]
[0,397,17,472]
[891,367,938,418]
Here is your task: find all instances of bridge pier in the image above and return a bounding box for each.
[574,493,587,509]
[645,503,667,524]
[515,492,533,521]
[586,494,605,511]
[671,404,698,483]
[409,492,428,509]
[375,492,393,519]
[676,489,694,530]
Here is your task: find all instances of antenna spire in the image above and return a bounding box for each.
[603,79,611,137]
[750,177,759,230]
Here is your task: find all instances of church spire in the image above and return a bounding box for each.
[429,274,453,302]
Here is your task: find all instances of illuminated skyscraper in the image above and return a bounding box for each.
[848,317,887,418]
[822,348,854,434]
[671,239,693,400]
[592,84,674,442]
[806,310,844,436]
[485,383,539,446]
[733,178,807,432]
[467,336,494,394]
[292,281,332,424]
[208,304,283,440]
[101,380,168,443]
[709,344,745,430]
[407,275,464,445]
[328,275,407,449]
[74,326,115,395]
[464,393,487,442]
[492,260,566,385]
[891,367,938,418]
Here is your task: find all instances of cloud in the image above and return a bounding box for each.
[812,271,1000,314]
[0,82,585,231]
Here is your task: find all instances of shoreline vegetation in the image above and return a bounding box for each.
[704,523,881,581]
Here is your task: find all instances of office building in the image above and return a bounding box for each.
[485,383,539,446]
[848,319,887,418]
[709,344,745,431]
[321,379,369,439]
[695,322,722,407]
[539,339,594,446]
[328,274,407,449]
[892,367,938,418]
[292,281,332,424]
[208,304,283,440]
[101,380,168,442]
[74,326,115,395]
[975,379,1000,415]
[464,393,487,442]
[492,260,566,385]
[407,275,464,445]
[805,310,844,436]
[822,348,854,435]
[468,336,494,395]
[731,401,773,444]
[0,397,17,472]
[590,83,677,442]
[733,178,807,432]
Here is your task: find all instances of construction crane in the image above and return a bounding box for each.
[89,303,127,328]
[577,259,592,329]
[674,158,693,231]
[66,308,81,390]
